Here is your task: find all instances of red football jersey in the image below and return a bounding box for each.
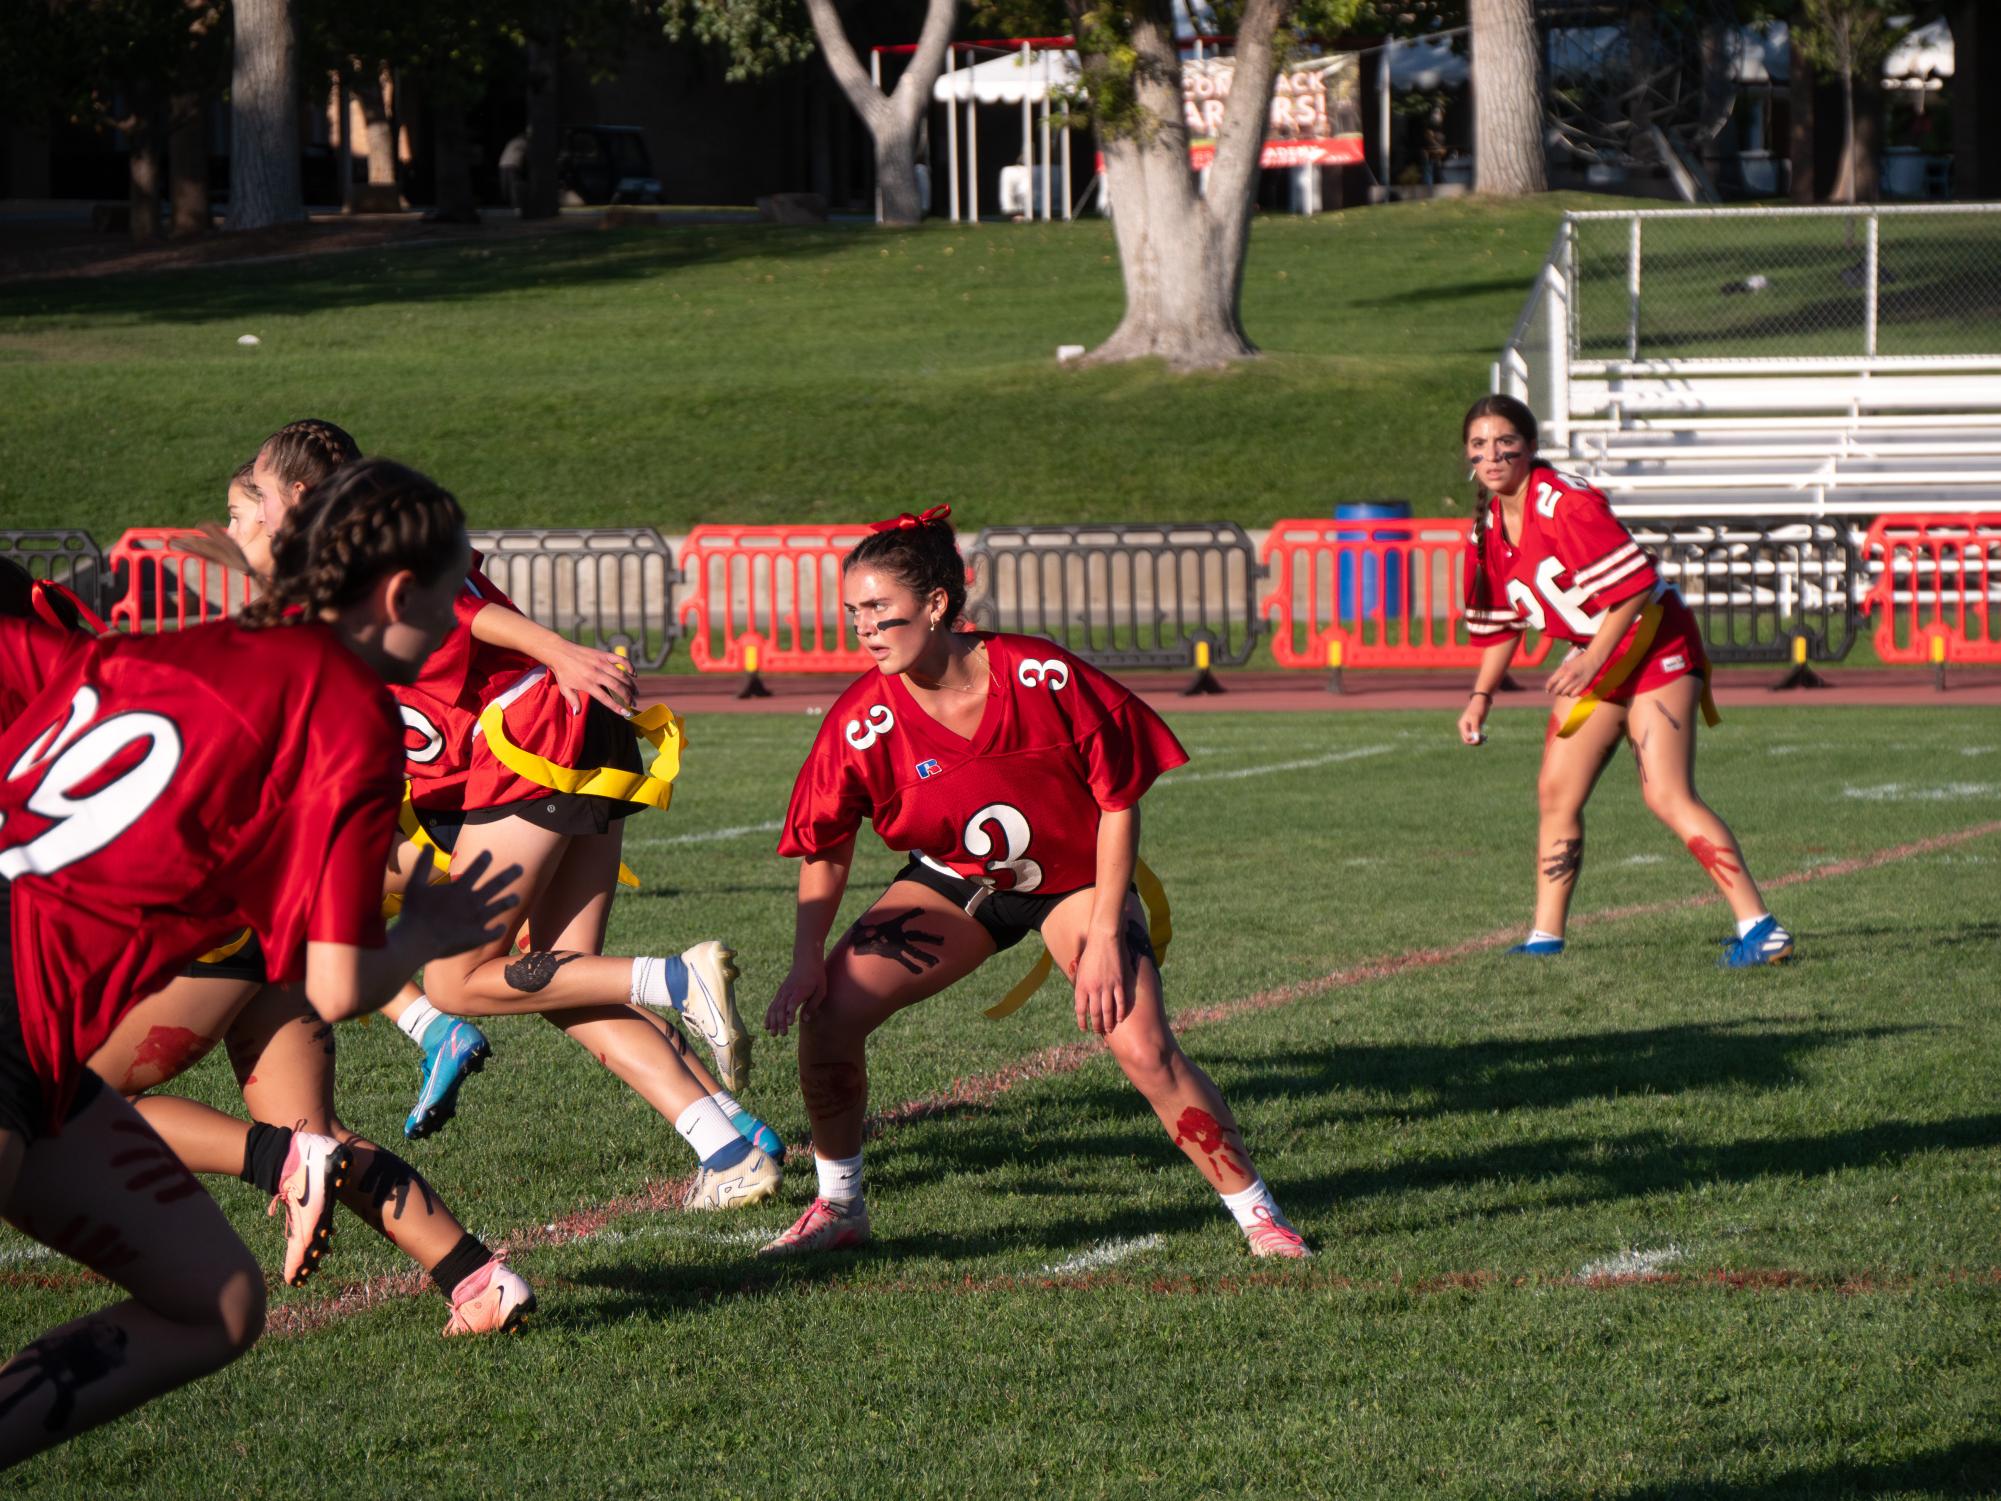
[391,558,603,812]
[1465,465,1662,651]
[0,617,401,1126]
[780,633,1188,897]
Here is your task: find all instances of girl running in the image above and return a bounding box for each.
[760,508,1308,1259]
[253,424,783,1208]
[1456,394,1793,966]
[0,460,518,1468]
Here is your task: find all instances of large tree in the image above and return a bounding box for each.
[1468,0,1544,194]
[1791,0,1904,203]
[227,0,306,229]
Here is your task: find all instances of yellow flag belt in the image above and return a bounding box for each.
[982,858,1174,1020]
[1555,598,1720,739]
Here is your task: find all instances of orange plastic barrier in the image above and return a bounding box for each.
[1860,513,2001,664]
[676,523,878,674]
[107,528,255,633]
[1259,517,1553,671]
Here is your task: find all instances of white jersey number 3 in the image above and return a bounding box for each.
[962,802,1043,893]
[0,686,183,879]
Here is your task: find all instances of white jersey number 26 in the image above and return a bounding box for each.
[962,802,1043,893]
[0,686,183,879]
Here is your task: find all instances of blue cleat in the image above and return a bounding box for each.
[404,1016,492,1139]
[1719,915,1794,969]
[729,1109,787,1165]
[1506,938,1565,956]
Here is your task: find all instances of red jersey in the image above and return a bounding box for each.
[1465,465,1663,651]
[0,617,401,1126]
[391,559,598,811]
[780,633,1187,897]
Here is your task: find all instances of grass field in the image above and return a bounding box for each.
[0,195,1625,540]
[6,702,1998,1498]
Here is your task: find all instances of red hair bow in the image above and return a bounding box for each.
[870,504,951,534]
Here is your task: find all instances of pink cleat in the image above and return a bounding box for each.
[441,1257,536,1336]
[757,1196,871,1257]
[267,1131,353,1287]
[1243,1206,1311,1259]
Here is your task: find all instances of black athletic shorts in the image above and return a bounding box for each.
[182,927,269,985]
[890,858,1156,963]
[0,878,104,1141]
[460,700,648,838]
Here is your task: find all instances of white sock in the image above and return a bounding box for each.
[1736,913,1773,938]
[1218,1176,1287,1232]
[814,1152,863,1205]
[709,1087,743,1118]
[672,1097,751,1170]
[1528,929,1564,946]
[396,996,441,1043]
[630,955,689,1010]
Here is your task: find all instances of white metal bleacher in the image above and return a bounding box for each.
[1493,206,2001,524]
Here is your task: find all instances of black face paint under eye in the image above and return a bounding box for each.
[871,617,913,631]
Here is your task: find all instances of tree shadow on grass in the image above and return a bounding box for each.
[1346,275,1540,309]
[1538,1438,2001,1501]
[0,223,868,326]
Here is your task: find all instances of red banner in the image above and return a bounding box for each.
[1184,53,1363,172]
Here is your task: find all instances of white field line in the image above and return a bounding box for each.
[1159,744,1399,786]
[1619,853,1668,867]
[1042,1234,1164,1275]
[1578,1245,1685,1280]
[0,1243,55,1268]
[624,819,784,849]
[1842,782,1999,802]
[1961,746,1997,757]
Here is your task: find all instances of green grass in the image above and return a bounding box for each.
[0,196,1628,541]
[6,703,2000,1497]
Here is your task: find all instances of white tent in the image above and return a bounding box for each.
[932,48,1078,105]
[927,45,1080,222]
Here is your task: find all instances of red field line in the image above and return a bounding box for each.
[255,817,2001,1337]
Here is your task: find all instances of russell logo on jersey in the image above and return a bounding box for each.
[915,759,941,779]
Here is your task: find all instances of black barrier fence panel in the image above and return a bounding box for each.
[965,523,1261,670]
[1,530,109,609]
[468,528,677,670]
[1636,521,1864,664]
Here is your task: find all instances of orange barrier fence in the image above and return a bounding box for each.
[675,523,877,676]
[1258,517,1554,672]
[1860,514,2001,664]
[107,528,254,633]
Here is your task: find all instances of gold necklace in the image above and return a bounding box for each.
[908,643,988,695]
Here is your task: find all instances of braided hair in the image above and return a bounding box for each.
[843,506,966,627]
[258,418,360,496]
[239,458,465,630]
[1460,394,1540,611]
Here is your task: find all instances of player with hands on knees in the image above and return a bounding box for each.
[762,506,1308,1261]
[1457,394,1792,967]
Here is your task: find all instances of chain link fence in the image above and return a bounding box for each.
[1565,204,2001,362]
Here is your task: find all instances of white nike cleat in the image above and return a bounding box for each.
[1243,1206,1311,1259]
[675,940,749,1093]
[441,1257,536,1337]
[267,1131,353,1288]
[757,1196,872,1257]
[681,1148,782,1212]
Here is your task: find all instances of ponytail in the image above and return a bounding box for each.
[843,504,967,626]
[239,458,465,629]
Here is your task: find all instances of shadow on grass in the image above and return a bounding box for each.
[1571,1438,2001,1500]
[0,223,868,326]
[1347,275,1537,310]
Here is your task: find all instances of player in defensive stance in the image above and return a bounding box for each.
[1456,394,1793,967]
[761,507,1308,1259]
[0,464,518,1468]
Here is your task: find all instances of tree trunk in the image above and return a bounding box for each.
[800,0,955,225]
[1081,0,1287,368]
[1946,0,2001,197]
[1851,73,1882,203]
[522,36,561,220]
[127,99,163,246]
[225,0,304,231]
[1470,0,1547,195]
[167,92,209,237]
[1837,67,1855,204]
[352,62,400,188]
[427,79,481,224]
[1788,40,1816,202]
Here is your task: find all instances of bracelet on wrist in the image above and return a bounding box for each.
[1469,690,1493,702]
